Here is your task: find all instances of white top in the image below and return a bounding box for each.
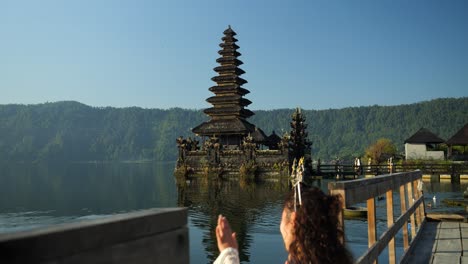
[214,247,240,264]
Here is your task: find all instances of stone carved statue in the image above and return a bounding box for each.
[278,133,290,153]
[176,136,186,161]
[176,136,201,161]
[191,138,199,151]
[241,134,256,160]
[204,135,221,163]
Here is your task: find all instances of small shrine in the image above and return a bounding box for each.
[175,26,312,180]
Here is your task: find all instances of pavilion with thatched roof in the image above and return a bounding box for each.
[446,123,468,160]
[404,128,445,160]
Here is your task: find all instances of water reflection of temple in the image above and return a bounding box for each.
[176,178,290,263]
[175,26,312,179]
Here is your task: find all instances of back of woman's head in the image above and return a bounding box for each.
[284,185,352,264]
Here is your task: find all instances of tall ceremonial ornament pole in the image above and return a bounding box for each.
[291,157,305,211]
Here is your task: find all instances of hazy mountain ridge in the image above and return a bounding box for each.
[0,97,466,161]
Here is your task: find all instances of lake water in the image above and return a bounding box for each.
[0,161,466,263]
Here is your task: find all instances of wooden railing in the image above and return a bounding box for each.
[0,208,188,264]
[328,170,425,264]
[317,163,468,177]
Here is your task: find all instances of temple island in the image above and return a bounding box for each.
[175,26,312,181]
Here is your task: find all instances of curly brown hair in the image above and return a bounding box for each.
[284,185,353,264]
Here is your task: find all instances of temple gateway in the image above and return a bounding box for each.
[175,26,312,180]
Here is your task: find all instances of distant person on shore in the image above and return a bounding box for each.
[214,185,353,264]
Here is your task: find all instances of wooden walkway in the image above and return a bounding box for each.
[403,220,468,264]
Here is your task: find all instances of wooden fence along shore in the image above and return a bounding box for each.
[317,163,468,180]
[329,170,425,264]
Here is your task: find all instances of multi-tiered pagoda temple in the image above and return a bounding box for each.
[175,26,312,180]
[192,26,258,146]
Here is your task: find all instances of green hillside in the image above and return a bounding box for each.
[0,98,466,162]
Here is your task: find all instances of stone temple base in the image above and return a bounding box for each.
[174,149,291,182]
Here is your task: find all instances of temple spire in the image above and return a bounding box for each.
[192,26,257,146]
[290,107,313,171]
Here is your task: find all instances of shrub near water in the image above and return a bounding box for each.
[239,161,258,183]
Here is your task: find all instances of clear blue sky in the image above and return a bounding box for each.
[1,0,467,110]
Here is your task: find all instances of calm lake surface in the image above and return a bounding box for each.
[0,161,466,263]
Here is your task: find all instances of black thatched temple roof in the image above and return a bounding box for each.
[404,128,445,144]
[267,130,282,144]
[206,95,252,107]
[192,118,255,136]
[251,127,267,143]
[446,123,468,146]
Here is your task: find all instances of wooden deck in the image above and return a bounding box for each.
[403,220,468,264]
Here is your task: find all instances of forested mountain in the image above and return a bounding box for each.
[0,98,466,162]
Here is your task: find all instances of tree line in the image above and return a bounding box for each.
[0,98,466,162]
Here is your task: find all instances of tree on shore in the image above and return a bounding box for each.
[365,138,397,164]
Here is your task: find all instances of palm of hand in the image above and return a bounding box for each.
[216,215,238,252]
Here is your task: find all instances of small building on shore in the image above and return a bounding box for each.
[174,26,312,180]
[404,128,445,160]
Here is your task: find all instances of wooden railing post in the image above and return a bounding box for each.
[400,184,409,250]
[330,189,346,245]
[367,196,377,264]
[412,180,423,226]
[417,179,426,220]
[330,188,346,245]
[406,182,417,238]
[386,189,395,264]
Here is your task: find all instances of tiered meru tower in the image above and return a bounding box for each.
[192,26,256,146]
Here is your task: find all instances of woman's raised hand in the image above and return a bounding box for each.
[216,214,238,252]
